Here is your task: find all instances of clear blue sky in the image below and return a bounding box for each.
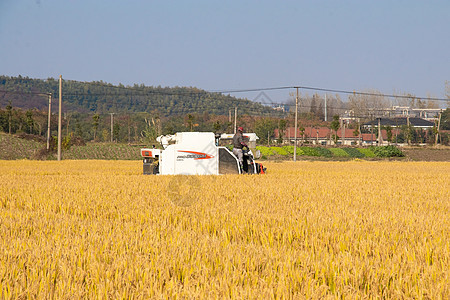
[1,0,449,103]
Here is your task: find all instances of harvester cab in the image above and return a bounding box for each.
[140,132,266,175]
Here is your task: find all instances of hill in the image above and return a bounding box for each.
[0,75,279,116]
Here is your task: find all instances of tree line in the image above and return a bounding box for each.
[0,75,279,116]
[1,75,448,146]
[1,106,448,146]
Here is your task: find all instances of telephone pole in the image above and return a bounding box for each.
[234,107,237,134]
[57,75,62,161]
[46,93,52,150]
[294,87,299,162]
[378,118,383,146]
[435,110,442,146]
[110,113,115,142]
[407,113,411,145]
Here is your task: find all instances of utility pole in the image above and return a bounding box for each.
[378,118,383,145]
[407,113,411,145]
[435,110,442,146]
[370,114,374,146]
[46,93,52,150]
[324,94,327,122]
[358,119,361,146]
[234,107,237,134]
[294,87,299,162]
[110,113,115,142]
[57,75,62,161]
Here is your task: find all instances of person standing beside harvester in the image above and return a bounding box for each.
[233,126,247,171]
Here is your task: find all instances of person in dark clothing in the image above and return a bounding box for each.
[232,127,247,171]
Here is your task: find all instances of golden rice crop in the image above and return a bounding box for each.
[0,160,449,299]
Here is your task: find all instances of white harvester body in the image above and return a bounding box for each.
[140,132,265,175]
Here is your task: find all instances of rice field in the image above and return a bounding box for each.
[0,160,449,299]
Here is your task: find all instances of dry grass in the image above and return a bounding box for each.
[0,160,448,299]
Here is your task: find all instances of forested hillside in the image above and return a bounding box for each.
[0,75,277,116]
[0,75,290,143]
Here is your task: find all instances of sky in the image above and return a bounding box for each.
[0,0,449,104]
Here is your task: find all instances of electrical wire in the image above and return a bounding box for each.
[216,86,449,102]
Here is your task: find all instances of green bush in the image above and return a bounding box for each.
[315,147,333,157]
[371,145,404,157]
[256,146,275,157]
[299,147,320,156]
[271,146,289,156]
[329,148,350,157]
[343,148,365,158]
[357,148,376,158]
[282,146,305,156]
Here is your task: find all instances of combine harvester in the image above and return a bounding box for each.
[140,132,266,175]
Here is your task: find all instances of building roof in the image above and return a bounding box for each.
[275,126,409,141]
[276,127,364,139]
[363,117,434,127]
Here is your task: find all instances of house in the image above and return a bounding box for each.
[389,106,442,121]
[275,126,366,146]
[343,106,442,123]
[363,117,435,129]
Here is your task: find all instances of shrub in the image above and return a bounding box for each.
[299,147,320,156]
[256,146,275,157]
[343,148,365,158]
[358,148,376,158]
[371,145,404,157]
[271,147,289,156]
[315,147,333,157]
[282,146,305,156]
[329,148,350,157]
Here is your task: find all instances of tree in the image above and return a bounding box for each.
[330,115,340,144]
[278,119,287,143]
[385,125,393,143]
[255,118,277,144]
[6,101,12,134]
[92,113,100,141]
[76,118,83,138]
[348,90,389,117]
[185,114,195,132]
[113,123,120,142]
[317,101,325,120]
[310,95,318,115]
[141,117,158,143]
[299,126,305,145]
[446,80,450,105]
[33,109,47,136]
[213,121,221,133]
[102,129,109,142]
[441,108,450,130]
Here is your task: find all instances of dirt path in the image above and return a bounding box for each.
[402,148,450,161]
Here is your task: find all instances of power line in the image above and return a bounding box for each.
[0,89,51,96]
[1,88,444,117]
[2,81,449,101]
[296,85,448,102]
[216,86,449,102]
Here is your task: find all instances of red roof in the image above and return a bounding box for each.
[276,127,362,139]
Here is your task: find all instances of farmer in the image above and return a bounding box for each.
[232,126,247,171]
